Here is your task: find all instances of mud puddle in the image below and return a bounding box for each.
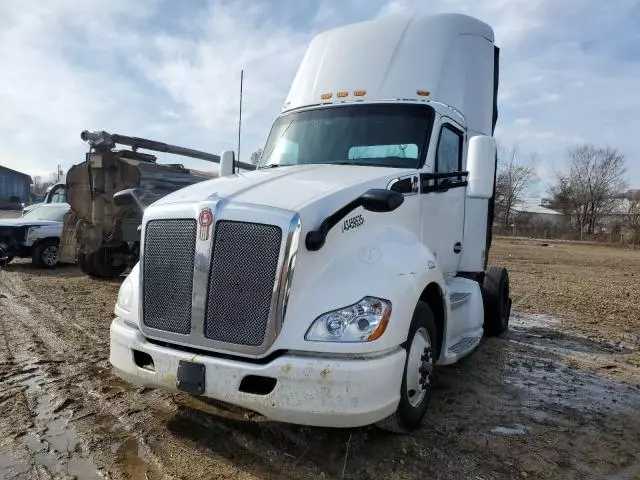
[501,311,640,420]
[0,288,165,480]
[0,358,103,479]
[508,312,633,358]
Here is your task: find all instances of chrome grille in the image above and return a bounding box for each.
[204,220,282,346]
[142,219,197,334]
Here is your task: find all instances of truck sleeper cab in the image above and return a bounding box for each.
[109,13,511,433]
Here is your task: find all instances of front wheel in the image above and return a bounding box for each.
[376,301,439,434]
[32,240,60,268]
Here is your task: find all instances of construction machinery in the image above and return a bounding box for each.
[59,130,256,278]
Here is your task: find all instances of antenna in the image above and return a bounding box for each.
[236,69,244,174]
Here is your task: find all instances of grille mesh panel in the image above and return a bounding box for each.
[205,221,282,346]
[143,219,196,334]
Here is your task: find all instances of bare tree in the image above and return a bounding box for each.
[32,175,43,194]
[495,144,537,226]
[550,144,626,237]
[249,147,263,165]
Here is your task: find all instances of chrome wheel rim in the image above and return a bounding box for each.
[42,245,59,267]
[406,327,434,408]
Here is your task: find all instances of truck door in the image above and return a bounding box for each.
[422,119,466,277]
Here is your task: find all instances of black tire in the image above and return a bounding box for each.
[32,239,60,269]
[482,266,511,336]
[376,301,439,434]
[78,248,128,279]
[77,251,91,274]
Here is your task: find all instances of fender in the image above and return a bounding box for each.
[26,226,62,246]
[274,211,447,356]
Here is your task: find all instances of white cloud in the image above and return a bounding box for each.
[137,2,309,144]
[0,0,638,191]
[0,1,159,177]
[377,0,414,18]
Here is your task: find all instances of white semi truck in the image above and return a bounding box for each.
[109,13,511,433]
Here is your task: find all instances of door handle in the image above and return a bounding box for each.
[453,242,462,254]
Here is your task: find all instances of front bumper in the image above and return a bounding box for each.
[109,317,406,428]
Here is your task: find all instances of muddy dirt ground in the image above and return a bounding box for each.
[1,218,639,479]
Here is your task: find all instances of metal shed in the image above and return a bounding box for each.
[0,165,33,204]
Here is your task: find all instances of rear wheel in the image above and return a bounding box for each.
[78,247,128,279]
[32,240,59,268]
[376,301,438,434]
[482,266,511,336]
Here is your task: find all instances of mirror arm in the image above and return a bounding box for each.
[306,198,363,251]
[306,189,404,251]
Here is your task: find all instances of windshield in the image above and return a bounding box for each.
[23,205,69,222]
[258,104,435,169]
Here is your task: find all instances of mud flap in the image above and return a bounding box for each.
[177,360,206,396]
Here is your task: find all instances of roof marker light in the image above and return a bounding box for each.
[337,91,348,98]
[417,90,430,97]
[321,93,332,100]
[353,90,366,96]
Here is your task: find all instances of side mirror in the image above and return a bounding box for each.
[361,189,404,212]
[466,136,496,199]
[113,188,146,213]
[220,151,235,177]
[305,188,405,251]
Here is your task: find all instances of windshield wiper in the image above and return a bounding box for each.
[335,161,378,167]
[260,163,297,169]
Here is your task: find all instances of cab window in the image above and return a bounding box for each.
[436,125,462,173]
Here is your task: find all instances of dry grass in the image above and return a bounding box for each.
[490,236,640,344]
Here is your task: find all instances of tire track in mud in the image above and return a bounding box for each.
[3,265,640,479]
[0,273,176,480]
[0,306,104,479]
[0,271,340,480]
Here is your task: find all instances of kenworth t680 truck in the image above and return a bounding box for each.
[109,13,511,433]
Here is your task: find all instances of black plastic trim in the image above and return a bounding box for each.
[485,45,501,269]
[146,337,288,365]
[420,171,469,194]
[239,375,277,395]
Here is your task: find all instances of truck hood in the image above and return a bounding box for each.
[22,203,43,213]
[153,164,414,211]
[0,219,60,228]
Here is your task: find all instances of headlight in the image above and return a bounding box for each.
[305,296,392,342]
[116,276,134,313]
[115,264,139,327]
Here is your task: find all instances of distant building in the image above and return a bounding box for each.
[495,197,564,227]
[0,165,33,204]
[510,198,564,225]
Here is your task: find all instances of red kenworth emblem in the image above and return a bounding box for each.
[198,207,213,240]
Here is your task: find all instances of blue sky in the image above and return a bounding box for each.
[1,0,639,192]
